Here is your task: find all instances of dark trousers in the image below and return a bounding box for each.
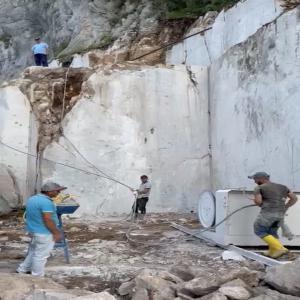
[34,54,48,67]
[135,197,148,214]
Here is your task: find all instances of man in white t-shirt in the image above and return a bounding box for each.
[32,37,49,67]
[134,175,151,215]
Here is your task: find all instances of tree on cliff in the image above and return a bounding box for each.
[157,0,239,18]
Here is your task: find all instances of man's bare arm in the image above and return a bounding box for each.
[42,213,62,242]
[254,193,263,207]
[285,192,298,209]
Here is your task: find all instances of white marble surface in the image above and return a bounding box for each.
[166,0,283,66]
[43,66,210,215]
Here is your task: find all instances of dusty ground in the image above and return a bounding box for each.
[0,211,294,297]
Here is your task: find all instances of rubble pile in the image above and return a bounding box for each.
[17,67,92,151]
[281,0,300,10]
[1,261,300,300]
[1,214,300,299]
[0,273,117,300]
[117,260,300,299]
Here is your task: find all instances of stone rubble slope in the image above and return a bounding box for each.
[0,273,117,300]
[265,259,300,297]
[115,259,300,299]
[1,214,300,299]
[0,0,194,81]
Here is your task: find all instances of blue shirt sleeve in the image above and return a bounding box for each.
[40,199,55,213]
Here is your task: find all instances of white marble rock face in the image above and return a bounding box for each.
[42,66,210,215]
[0,85,38,206]
[1,1,300,216]
[166,0,283,66]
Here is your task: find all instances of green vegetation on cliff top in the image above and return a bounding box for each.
[158,0,239,19]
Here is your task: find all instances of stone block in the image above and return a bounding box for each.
[0,164,21,215]
[249,289,300,300]
[169,265,195,281]
[118,280,135,296]
[200,291,228,300]
[265,260,300,297]
[132,288,149,300]
[219,286,251,300]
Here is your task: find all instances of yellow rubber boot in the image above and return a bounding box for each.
[262,235,288,259]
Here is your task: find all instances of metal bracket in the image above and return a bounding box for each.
[170,222,289,267]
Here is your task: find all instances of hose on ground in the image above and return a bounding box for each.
[125,202,257,246]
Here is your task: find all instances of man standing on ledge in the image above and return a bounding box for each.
[32,37,49,67]
[133,175,151,216]
[17,182,66,276]
[249,172,297,258]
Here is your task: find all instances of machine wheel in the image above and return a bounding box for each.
[198,191,216,228]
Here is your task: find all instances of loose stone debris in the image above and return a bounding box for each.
[0,213,299,299]
[265,259,300,297]
[222,251,246,262]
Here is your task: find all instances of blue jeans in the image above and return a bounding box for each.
[17,233,54,276]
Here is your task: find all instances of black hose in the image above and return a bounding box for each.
[199,204,257,233]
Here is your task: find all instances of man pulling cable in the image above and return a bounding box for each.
[131,175,151,217]
[249,172,297,258]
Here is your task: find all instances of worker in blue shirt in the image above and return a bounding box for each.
[17,182,66,276]
[32,37,49,67]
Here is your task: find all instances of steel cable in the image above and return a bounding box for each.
[0,140,131,188]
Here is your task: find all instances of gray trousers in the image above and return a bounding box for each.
[254,213,283,238]
[254,213,294,240]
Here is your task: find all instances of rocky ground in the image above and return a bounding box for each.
[0,213,300,299]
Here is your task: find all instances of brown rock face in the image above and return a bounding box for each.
[18,67,92,151]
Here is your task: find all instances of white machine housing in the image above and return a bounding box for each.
[199,189,300,246]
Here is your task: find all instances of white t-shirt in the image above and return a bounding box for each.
[138,181,151,199]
